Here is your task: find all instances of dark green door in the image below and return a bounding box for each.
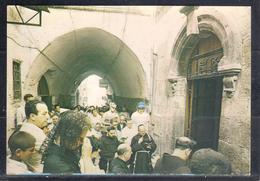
[190,77,223,150]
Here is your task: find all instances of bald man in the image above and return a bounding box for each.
[109,144,132,174]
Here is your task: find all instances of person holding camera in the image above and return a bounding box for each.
[130,124,157,174]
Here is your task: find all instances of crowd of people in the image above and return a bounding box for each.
[7,94,232,175]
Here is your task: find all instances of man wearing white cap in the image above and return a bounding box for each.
[131,102,150,131]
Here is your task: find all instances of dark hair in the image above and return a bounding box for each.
[73,105,81,110]
[189,148,232,175]
[53,104,60,109]
[88,106,95,112]
[51,112,59,118]
[23,94,33,102]
[8,131,36,154]
[99,106,109,113]
[25,99,45,118]
[56,110,92,148]
[138,124,145,129]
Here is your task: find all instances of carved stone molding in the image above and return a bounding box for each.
[179,6,199,16]
[180,6,199,36]
[167,78,178,97]
[172,8,243,79]
[223,75,238,98]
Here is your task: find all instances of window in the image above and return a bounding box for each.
[13,60,21,100]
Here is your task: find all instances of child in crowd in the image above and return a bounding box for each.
[7,131,36,174]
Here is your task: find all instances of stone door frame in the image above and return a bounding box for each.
[167,7,243,144]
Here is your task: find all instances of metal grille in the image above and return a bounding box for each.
[187,48,223,80]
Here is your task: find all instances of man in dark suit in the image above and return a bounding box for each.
[154,136,196,174]
[109,144,132,174]
[99,126,120,172]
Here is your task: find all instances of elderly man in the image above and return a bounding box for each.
[117,113,127,132]
[130,124,156,174]
[19,100,49,173]
[154,137,196,174]
[109,144,132,174]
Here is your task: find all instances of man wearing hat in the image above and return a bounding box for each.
[154,137,196,174]
[131,101,150,131]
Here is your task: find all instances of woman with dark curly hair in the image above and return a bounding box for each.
[43,110,92,173]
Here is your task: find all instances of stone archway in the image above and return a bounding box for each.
[37,75,52,111]
[169,8,242,78]
[167,8,243,125]
[25,27,148,111]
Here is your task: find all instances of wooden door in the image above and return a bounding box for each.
[185,32,223,151]
[190,77,223,150]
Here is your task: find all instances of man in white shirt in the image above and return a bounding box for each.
[89,122,102,139]
[131,102,150,131]
[15,94,34,128]
[120,119,137,145]
[20,100,49,173]
[103,102,119,120]
[89,108,102,126]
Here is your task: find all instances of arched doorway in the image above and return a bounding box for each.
[185,32,223,150]
[169,11,243,151]
[167,8,247,173]
[37,75,52,111]
[77,74,108,107]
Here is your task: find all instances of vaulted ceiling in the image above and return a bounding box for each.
[28,27,147,99]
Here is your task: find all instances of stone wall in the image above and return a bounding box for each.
[150,6,186,155]
[151,6,251,175]
[217,7,251,175]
